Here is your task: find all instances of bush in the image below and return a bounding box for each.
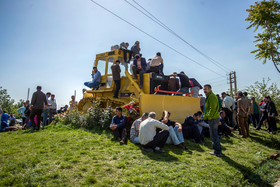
[53,102,113,131]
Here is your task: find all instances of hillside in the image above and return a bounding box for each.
[0,124,280,186]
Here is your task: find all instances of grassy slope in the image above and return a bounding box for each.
[0,124,280,187]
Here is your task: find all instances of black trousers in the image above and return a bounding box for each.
[113,127,127,141]
[183,125,203,143]
[251,113,259,128]
[268,117,277,132]
[21,117,26,126]
[222,108,234,127]
[143,130,169,149]
[113,80,121,98]
[121,49,133,63]
[30,108,43,130]
[256,112,268,129]
[132,66,145,88]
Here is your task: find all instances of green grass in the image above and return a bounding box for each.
[0,123,280,186]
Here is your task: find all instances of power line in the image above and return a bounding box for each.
[89,0,227,78]
[127,0,231,73]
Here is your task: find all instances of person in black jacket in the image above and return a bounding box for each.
[182,113,204,144]
[266,96,278,134]
[30,86,48,130]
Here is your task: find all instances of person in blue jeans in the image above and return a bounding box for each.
[160,111,188,150]
[203,84,222,157]
[42,92,51,128]
[84,67,101,90]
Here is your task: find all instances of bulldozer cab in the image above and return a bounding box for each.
[94,49,128,90]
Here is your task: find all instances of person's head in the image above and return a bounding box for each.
[135,41,140,46]
[115,107,122,116]
[51,94,55,100]
[197,111,203,120]
[125,42,129,47]
[149,112,156,119]
[26,100,30,105]
[265,95,271,101]
[156,52,161,56]
[46,92,51,97]
[179,71,185,75]
[221,92,227,99]
[220,110,226,118]
[141,112,149,121]
[135,54,140,60]
[216,94,220,98]
[161,110,171,119]
[71,95,75,101]
[243,92,248,97]
[36,86,42,91]
[173,72,177,77]
[65,105,68,109]
[11,114,14,118]
[236,91,243,99]
[193,113,199,120]
[115,60,120,64]
[3,110,6,114]
[251,97,255,102]
[203,84,212,95]
[93,67,98,73]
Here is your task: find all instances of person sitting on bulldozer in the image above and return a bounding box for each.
[84,67,101,90]
[148,52,164,75]
[132,54,147,89]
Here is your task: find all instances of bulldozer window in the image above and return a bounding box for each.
[97,59,106,75]
[107,57,114,75]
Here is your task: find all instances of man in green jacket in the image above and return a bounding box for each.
[203,84,222,156]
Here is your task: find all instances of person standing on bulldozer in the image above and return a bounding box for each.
[120,42,133,63]
[111,60,121,98]
[84,67,101,90]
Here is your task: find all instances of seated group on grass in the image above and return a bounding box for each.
[109,106,234,153]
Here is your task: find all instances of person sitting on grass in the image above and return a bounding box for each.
[0,111,21,132]
[182,113,204,144]
[130,112,149,144]
[219,110,234,138]
[160,111,188,150]
[110,107,127,145]
[196,111,210,137]
[139,112,169,153]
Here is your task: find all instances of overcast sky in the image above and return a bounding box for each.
[1,0,279,108]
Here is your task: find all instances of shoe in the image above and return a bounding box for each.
[254,128,260,130]
[142,147,153,152]
[113,96,118,99]
[209,152,223,157]
[119,140,124,145]
[272,131,277,134]
[154,147,165,153]
[176,144,185,149]
[140,85,143,89]
[190,139,195,143]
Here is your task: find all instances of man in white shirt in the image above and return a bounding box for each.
[48,94,57,124]
[139,112,169,153]
[148,52,164,75]
[221,92,235,127]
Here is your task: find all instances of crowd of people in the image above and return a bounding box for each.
[0,86,59,132]
[109,84,278,156]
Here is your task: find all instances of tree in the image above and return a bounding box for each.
[244,78,280,109]
[246,0,280,73]
[0,86,15,114]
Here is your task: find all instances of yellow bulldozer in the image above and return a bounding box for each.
[78,49,201,123]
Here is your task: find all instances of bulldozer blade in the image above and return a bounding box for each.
[139,94,201,124]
